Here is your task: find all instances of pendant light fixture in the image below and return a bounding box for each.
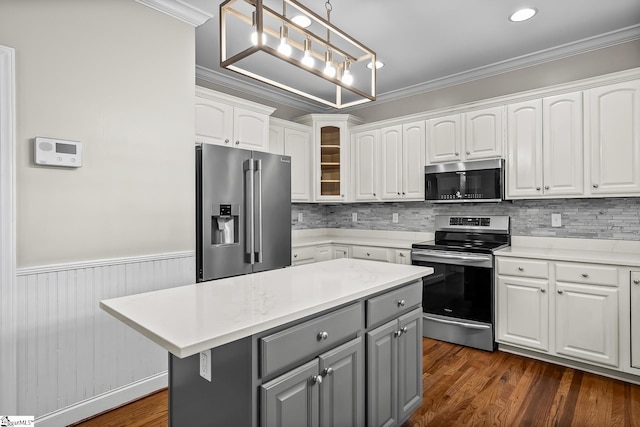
[220,0,377,109]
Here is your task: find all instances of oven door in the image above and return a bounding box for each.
[411,249,495,351]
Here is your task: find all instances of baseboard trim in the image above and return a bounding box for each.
[34,372,168,427]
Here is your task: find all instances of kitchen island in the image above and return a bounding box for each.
[100,258,433,427]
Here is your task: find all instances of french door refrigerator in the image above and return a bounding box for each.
[196,143,291,282]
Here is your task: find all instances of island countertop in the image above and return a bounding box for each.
[100,258,433,358]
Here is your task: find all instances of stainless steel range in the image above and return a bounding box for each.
[411,215,510,352]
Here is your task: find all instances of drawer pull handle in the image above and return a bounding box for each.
[581,273,589,278]
[518,267,524,271]
[317,331,329,341]
[311,375,323,385]
[322,367,334,377]
[540,288,546,293]
[399,253,405,257]
[397,299,406,307]
[634,279,640,285]
[557,289,564,294]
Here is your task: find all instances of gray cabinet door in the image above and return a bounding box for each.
[319,337,364,427]
[397,308,423,422]
[366,319,398,427]
[261,359,320,427]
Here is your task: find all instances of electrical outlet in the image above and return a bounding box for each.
[392,213,399,223]
[200,350,212,381]
[352,212,358,222]
[297,212,303,223]
[551,213,562,228]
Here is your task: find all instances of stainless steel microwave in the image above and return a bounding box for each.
[424,159,504,203]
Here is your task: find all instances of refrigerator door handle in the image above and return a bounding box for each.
[244,159,255,265]
[255,159,263,264]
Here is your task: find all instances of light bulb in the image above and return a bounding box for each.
[277,25,291,57]
[301,39,314,67]
[250,30,266,46]
[341,69,353,86]
[323,51,336,78]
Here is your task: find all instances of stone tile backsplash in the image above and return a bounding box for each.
[292,198,640,240]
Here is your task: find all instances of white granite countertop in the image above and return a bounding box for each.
[292,228,434,250]
[495,236,640,267]
[100,258,433,359]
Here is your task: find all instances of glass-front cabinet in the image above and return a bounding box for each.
[297,114,364,202]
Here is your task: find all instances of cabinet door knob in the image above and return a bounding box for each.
[401,326,408,334]
[536,187,541,191]
[317,331,329,341]
[634,279,640,285]
[311,375,323,385]
[399,253,405,257]
[581,273,589,278]
[466,151,470,155]
[545,186,550,190]
[402,192,405,195]
[293,254,298,258]
[373,193,376,197]
[518,267,524,271]
[235,140,240,145]
[366,252,370,256]
[394,329,403,337]
[557,289,564,294]
[224,139,230,144]
[397,192,400,195]
[322,367,334,377]
[397,299,406,307]
[455,152,459,156]
[593,184,599,188]
[540,288,546,293]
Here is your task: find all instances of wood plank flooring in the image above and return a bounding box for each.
[73,338,640,427]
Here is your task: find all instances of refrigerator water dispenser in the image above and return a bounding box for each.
[212,204,238,245]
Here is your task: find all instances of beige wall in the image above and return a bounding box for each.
[348,40,640,122]
[0,0,195,267]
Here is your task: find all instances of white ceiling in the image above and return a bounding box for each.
[187,0,640,111]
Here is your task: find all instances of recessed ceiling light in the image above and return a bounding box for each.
[509,8,537,22]
[367,60,384,70]
[291,15,312,28]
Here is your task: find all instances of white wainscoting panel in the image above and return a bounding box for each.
[16,252,195,421]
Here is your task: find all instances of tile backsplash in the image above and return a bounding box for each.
[292,198,640,241]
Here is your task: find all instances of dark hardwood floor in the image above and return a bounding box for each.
[73,338,640,427]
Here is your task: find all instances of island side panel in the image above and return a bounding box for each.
[168,335,256,427]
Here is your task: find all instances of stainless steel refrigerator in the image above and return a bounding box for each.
[196,143,292,282]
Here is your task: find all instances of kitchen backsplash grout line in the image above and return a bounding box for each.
[291,198,640,241]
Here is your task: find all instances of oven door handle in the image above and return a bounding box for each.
[424,315,491,330]
[412,251,491,262]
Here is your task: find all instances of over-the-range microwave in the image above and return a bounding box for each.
[424,159,504,203]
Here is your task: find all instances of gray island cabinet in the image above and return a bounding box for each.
[100,259,432,427]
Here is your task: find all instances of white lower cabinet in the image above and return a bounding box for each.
[351,246,391,262]
[292,246,316,266]
[394,249,411,265]
[293,244,413,266]
[314,245,333,262]
[333,245,350,259]
[555,281,618,367]
[632,271,640,369]
[497,257,622,369]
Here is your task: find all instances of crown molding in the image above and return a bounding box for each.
[196,24,640,114]
[135,0,212,26]
[196,65,332,112]
[344,24,640,112]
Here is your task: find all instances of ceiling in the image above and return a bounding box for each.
[186,0,640,111]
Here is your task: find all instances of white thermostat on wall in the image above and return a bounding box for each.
[34,137,82,168]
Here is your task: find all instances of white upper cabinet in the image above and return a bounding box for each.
[464,106,504,160]
[351,129,379,202]
[506,99,543,198]
[507,92,584,199]
[270,119,312,202]
[426,114,462,163]
[401,121,426,200]
[380,125,403,200]
[587,80,640,196]
[195,86,274,152]
[427,107,503,164]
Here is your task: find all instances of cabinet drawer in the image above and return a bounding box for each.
[555,262,618,287]
[351,246,390,262]
[292,246,315,263]
[497,257,549,279]
[260,303,362,378]
[366,281,422,327]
